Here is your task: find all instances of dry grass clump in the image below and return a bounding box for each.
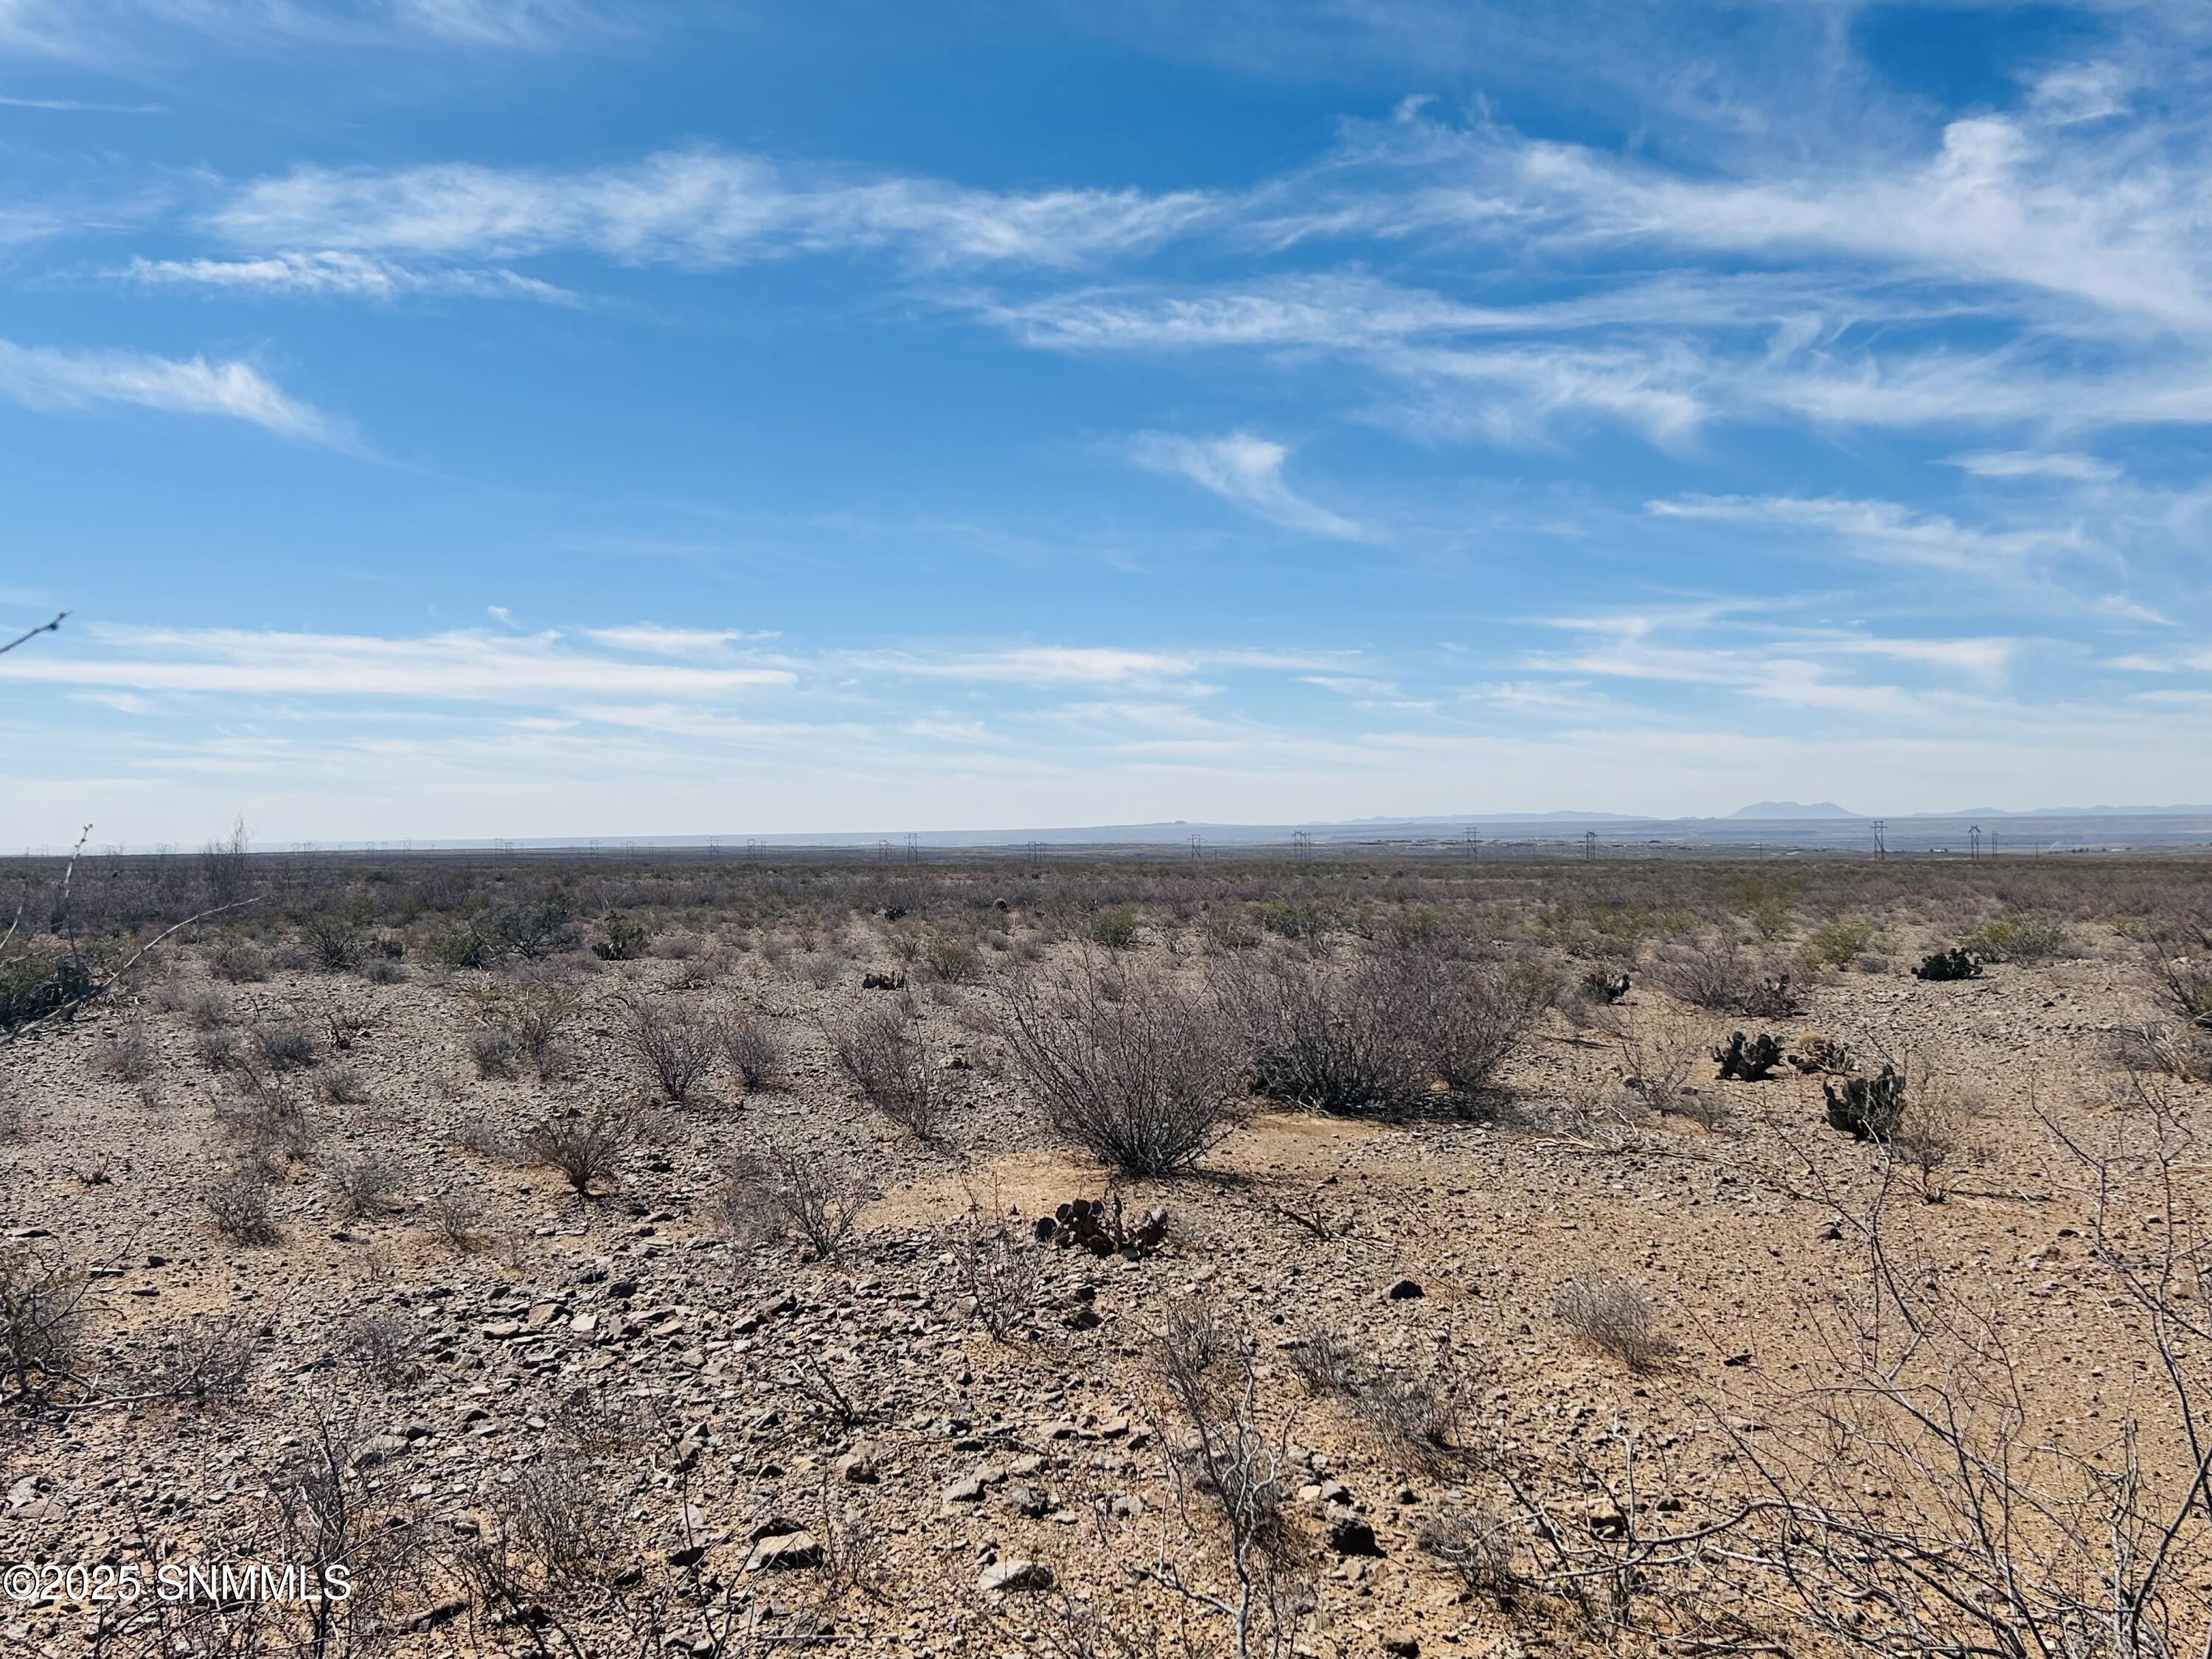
[316,1062,369,1105]
[1553,1273,1675,1371]
[203,1166,280,1245]
[422,1189,487,1251]
[329,1153,405,1219]
[999,957,1239,1175]
[250,1018,319,1072]
[1419,1507,1520,1607]
[94,1020,157,1084]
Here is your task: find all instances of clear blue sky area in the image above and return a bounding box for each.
[2,1,2207,842]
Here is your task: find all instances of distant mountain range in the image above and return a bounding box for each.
[1726,802,2212,821]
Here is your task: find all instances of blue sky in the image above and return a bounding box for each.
[2,0,2209,845]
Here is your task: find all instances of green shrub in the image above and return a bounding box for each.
[1091,905,1141,950]
[1961,912,2071,964]
[0,945,91,1030]
[1805,919,1873,970]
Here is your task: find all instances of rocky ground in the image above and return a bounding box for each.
[1,869,2205,1658]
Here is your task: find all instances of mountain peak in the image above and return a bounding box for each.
[1730,800,1859,820]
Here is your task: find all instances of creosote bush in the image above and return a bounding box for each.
[830,995,945,1140]
[998,957,1239,1175]
[617,992,720,1105]
[721,1011,785,1090]
[522,1107,628,1197]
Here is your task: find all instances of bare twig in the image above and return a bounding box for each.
[0,611,65,658]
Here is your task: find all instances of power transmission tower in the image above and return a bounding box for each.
[1969,824,1982,861]
[1291,830,1310,858]
[1582,830,1596,862]
[907,832,919,864]
[1028,841,1044,866]
[876,839,891,863]
[1871,819,1886,860]
[1189,833,1203,862]
[1466,824,1480,860]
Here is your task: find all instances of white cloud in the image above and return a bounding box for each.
[122,251,578,304]
[0,625,795,700]
[206,148,1214,272]
[846,646,1204,686]
[0,337,342,442]
[582,624,780,655]
[1646,493,2086,575]
[1129,431,1369,539]
[1947,449,2121,482]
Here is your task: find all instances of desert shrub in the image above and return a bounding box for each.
[0,944,94,1030]
[591,912,651,961]
[717,1148,869,1261]
[1552,1274,1674,1371]
[473,970,580,1077]
[1419,1507,1519,1607]
[296,897,373,973]
[523,1107,627,1197]
[468,1024,521,1078]
[948,1203,1048,1339]
[1804,919,1873,970]
[329,1154,404,1218]
[1963,911,2072,964]
[1890,1073,1980,1201]
[1090,904,1141,950]
[422,1190,486,1251]
[219,1073,313,1160]
[923,933,981,984]
[830,995,945,1139]
[998,959,1239,1175]
[424,919,499,969]
[721,1012,785,1090]
[1255,897,1332,946]
[204,1166,280,1245]
[251,1018,319,1072]
[495,897,579,960]
[207,936,270,984]
[94,1021,157,1084]
[1288,1329,1361,1397]
[189,1031,237,1085]
[1353,1371,1477,1477]
[1651,937,1795,1017]
[1218,948,1427,1116]
[316,1063,369,1105]
[617,992,720,1105]
[0,1245,91,1401]
[183,988,233,1030]
[337,1310,418,1388]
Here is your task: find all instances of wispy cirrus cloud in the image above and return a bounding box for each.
[121,251,578,304]
[205,147,1216,272]
[0,336,342,442]
[0,0,633,59]
[0,625,794,699]
[1129,431,1370,539]
[1645,493,2090,575]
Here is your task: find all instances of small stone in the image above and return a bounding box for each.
[1385,1279,1424,1301]
[1383,1632,1420,1657]
[978,1559,1054,1593]
[942,1475,986,1505]
[745,1531,821,1571]
[1326,1503,1380,1556]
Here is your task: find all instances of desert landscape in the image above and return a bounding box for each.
[3,846,2208,1658]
